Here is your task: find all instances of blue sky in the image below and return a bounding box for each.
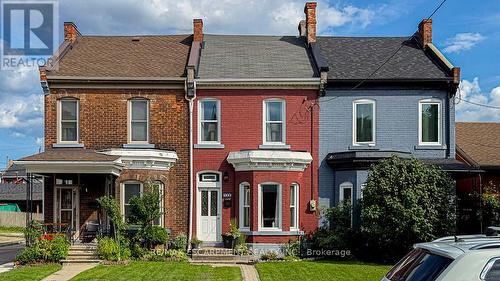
[0,0,498,168]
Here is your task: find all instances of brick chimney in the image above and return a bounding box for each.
[64,22,80,42]
[418,19,432,46]
[193,19,203,42]
[304,2,317,44]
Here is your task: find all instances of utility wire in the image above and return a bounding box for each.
[457,97,500,110]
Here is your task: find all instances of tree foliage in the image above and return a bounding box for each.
[482,181,500,228]
[129,183,162,227]
[361,156,456,262]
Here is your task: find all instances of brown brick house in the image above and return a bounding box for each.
[16,22,192,239]
[456,122,500,233]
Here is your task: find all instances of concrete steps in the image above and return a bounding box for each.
[190,247,255,264]
[62,243,100,264]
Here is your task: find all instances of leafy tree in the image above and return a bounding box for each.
[128,183,162,227]
[482,181,500,228]
[97,196,125,240]
[361,156,456,262]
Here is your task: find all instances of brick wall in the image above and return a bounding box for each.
[45,88,189,236]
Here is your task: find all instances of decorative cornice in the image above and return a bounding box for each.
[99,148,178,171]
[227,150,312,172]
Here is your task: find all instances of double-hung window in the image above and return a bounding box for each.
[290,183,299,230]
[199,99,220,143]
[259,183,282,230]
[129,99,149,143]
[239,183,251,230]
[122,182,143,223]
[264,99,285,144]
[339,182,353,204]
[59,99,79,143]
[419,100,441,145]
[353,100,375,145]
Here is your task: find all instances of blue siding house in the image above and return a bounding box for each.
[311,19,463,215]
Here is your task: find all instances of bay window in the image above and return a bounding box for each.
[239,182,251,230]
[259,183,282,230]
[290,183,299,230]
[58,99,79,143]
[353,100,375,145]
[199,99,220,143]
[419,100,441,145]
[264,99,285,144]
[129,99,149,143]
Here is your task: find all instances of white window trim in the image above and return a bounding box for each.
[151,181,165,227]
[57,99,80,144]
[128,99,150,144]
[258,182,282,231]
[418,99,442,146]
[352,99,376,146]
[121,181,143,222]
[290,183,299,231]
[262,99,286,146]
[198,98,221,144]
[239,182,251,231]
[360,183,366,199]
[339,182,353,204]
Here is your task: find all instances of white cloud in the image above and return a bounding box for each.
[456,78,500,121]
[443,33,485,54]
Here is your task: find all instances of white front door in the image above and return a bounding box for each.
[55,186,79,236]
[198,188,220,242]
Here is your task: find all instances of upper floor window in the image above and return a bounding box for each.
[419,100,441,145]
[199,99,220,143]
[129,99,149,143]
[264,99,285,144]
[353,100,375,145]
[58,99,79,143]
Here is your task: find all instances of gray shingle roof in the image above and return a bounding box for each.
[317,36,450,81]
[197,35,317,79]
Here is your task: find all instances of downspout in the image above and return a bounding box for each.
[185,77,196,249]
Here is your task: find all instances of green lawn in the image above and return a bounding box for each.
[256,260,391,281]
[71,261,242,281]
[0,264,62,281]
[0,226,24,234]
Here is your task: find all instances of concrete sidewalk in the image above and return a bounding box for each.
[0,262,15,274]
[0,233,24,247]
[41,263,99,281]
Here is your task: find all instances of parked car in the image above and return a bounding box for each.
[382,230,500,281]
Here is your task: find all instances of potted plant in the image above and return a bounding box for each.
[190,237,202,249]
[222,219,241,249]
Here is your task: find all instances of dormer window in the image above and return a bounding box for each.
[128,99,149,143]
[58,99,79,143]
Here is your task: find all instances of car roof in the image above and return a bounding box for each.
[415,235,500,259]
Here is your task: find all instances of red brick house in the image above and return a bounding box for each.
[186,3,324,252]
[456,122,500,233]
[16,23,192,239]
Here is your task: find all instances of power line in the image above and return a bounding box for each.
[457,97,500,110]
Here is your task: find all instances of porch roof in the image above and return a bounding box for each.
[15,148,123,176]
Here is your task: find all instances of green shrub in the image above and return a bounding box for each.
[15,235,69,264]
[361,156,456,263]
[171,234,187,251]
[282,241,300,259]
[164,249,188,262]
[97,237,120,261]
[119,237,132,260]
[24,220,43,245]
[130,243,147,259]
[141,225,168,249]
[482,183,500,228]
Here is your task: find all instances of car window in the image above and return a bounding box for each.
[483,259,500,281]
[386,248,453,281]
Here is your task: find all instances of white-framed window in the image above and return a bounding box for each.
[353,99,375,145]
[290,183,299,230]
[128,99,149,143]
[263,99,286,145]
[258,183,282,230]
[121,181,164,226]
[121,181,143,223]
[339,182,353,204]
[239,182,251,230]
[199,99,221,144]
[58,99,79,143]
[418,99,441,145]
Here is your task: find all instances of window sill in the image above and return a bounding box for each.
[123,143,155,149]
[194,143,225,149]
[258,144,291,150]
[53,143,84,148]
[348,145,378,150]
[242,230,304,236]
[414,144,446,150]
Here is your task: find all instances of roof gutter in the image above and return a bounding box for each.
[196,78,321,89]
